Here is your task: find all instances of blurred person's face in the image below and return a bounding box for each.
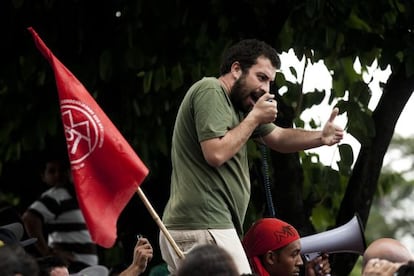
[265,240,303,276]
[41,161,68,187]
[50,266,69,276]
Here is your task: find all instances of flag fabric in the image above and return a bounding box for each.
[28,27,149,248]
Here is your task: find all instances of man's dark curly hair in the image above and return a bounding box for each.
[219,39,281,75]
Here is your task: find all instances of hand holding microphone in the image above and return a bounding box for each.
[253,92,278,124]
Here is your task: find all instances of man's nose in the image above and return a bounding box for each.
[297,256,304,265]
[260,82,271,93]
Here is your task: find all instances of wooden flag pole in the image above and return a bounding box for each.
[136,187,185,259]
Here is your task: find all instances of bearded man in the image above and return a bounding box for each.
[159,39,344,275]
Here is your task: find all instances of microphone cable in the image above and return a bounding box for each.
[259,143,276,218]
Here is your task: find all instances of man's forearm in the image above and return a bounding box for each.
[201,113,260,167]
[263,127,325,153]
[119,265,142,276]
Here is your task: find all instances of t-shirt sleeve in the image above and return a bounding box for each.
[193,87,233,142]
[27,189,62,223]
[252,123,276,138]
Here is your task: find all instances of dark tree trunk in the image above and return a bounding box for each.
[332,66,414,275]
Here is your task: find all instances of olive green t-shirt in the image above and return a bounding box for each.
[162,77,275,234]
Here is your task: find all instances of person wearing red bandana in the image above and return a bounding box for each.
[243,218,331,276]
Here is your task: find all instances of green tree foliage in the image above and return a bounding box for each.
[270,1,414,274]
[370,135,414,242]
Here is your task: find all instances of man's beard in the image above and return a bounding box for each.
[229,75,251,113]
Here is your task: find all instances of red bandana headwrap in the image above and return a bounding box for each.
[242,218,300,276]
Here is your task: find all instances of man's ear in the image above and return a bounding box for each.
[231,62,242,79]
[264,250,277,265]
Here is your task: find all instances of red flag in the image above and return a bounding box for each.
[28,27,149,248]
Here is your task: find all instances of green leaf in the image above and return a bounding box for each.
[289,66,298,79]
[338,144,354,167]
[312,205,336,231]
[277,21,294,51]
[325,28,336,50]
[346,10,372,32]
[154,66,168,92]
[302,90,325,110]
[305,0,317,18]
[337,144,354,175]
[347,107,375,144]
[359,48,380,67]
[332,77,346,98]
[12,0,24,8]
[171,63,184,91]
[335,32,345,53]
[349,80,372,106]
[404,53,414,77]
[99,50,113,81]
[132,100,141,117]
[143,70,153,93]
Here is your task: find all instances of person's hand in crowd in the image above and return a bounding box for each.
[119,236,153,276]
[362,258,402,276]
[305,253,331,276]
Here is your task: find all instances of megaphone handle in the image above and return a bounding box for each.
[304,253,331,276]
[304,252,321,261]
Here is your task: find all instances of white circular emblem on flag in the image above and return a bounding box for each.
[60,99,104,168]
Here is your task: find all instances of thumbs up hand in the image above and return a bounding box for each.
[321,107,344,146]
